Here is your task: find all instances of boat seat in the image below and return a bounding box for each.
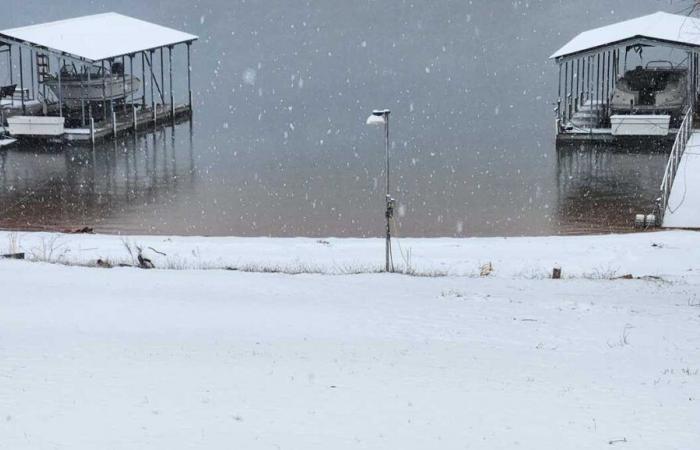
[0,84,17,99]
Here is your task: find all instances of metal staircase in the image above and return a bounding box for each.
[656,106,694,225]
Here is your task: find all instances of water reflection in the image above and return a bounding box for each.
[0,133,670,236]
[555,142,667,233]
[0,122,195,233]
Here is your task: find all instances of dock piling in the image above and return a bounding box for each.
[169,46,174,121]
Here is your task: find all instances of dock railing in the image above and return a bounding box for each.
[658,106,694,223]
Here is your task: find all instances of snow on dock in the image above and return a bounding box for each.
[662,131,700,228]
[0,13,197,62]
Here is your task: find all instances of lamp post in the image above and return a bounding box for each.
[366,109,394,272]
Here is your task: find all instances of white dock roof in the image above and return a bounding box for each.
[0,12,197,62]
[551,11,700,60]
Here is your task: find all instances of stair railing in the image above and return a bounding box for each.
[658,106,694,223]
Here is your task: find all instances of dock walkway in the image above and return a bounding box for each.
[662,131,700,228]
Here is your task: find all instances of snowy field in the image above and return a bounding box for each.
[1,230,699,449]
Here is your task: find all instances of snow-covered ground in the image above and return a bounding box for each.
[1,230,699,449]
[2,229,700,278]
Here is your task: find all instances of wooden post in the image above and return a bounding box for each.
[90,116,95,145]
[112,110,117,136]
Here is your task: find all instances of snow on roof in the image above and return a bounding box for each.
[551,11,700,60]
[0,12,198,62]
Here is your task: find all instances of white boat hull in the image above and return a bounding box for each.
[46,76,141,109]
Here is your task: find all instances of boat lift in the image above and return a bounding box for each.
[0,12,198,144]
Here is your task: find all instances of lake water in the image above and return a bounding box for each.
[0,0,681,237]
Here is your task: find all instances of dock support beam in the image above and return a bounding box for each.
[169,46,174,120]
[58,57,63,118]
[102,60,107,121]
[141,52,146,108]
[122,56,127,114]
[8,45,12,85]
[596,53,601,123]
[149,50,156,125]
[19,47,25,114]
[562,60,568,125]
[80,64,86,127]
[574,58,579,112]
[557,62,562,124]
[160,48,165,105]
[187,42,192,110]
[87,66,93,124]
[128,54,134,112]
[29,49,35,101]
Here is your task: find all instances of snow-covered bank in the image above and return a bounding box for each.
[1,231,699,449]
[1,230,700,278]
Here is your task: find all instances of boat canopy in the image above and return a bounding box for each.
[551,11,700,61]
[0,12,198,63]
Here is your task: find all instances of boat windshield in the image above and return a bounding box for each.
[624,67,686,92]
[58,64,112,80]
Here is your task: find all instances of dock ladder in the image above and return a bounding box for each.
[36,53,50,83]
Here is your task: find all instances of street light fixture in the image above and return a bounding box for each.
[366,109,394,272]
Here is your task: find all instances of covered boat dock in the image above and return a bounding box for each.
[551,11,700,144]
[553,11,700,228]
[0,12,197,144]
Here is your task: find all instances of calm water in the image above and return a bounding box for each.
[0,0,684,237]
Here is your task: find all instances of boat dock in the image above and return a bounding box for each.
[551,12,700,145]
[553,11,700,229]
[0,13,197,145]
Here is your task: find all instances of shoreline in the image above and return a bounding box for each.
[1,228,697,278]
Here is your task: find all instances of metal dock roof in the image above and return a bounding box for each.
[0,12,198,62]
[551,11,700,60]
